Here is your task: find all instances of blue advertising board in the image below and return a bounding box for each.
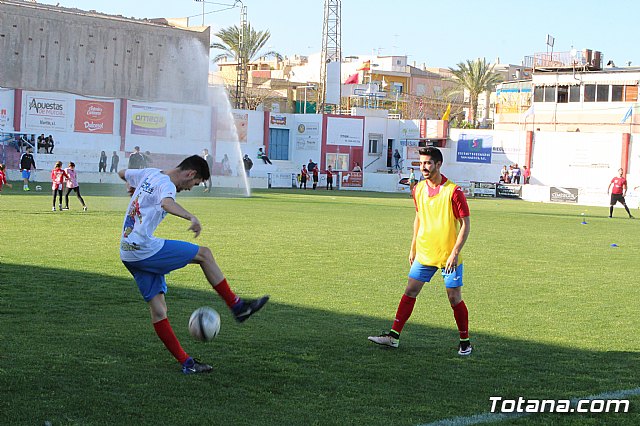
[456,135,493,163]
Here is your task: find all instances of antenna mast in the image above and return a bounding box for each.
[319,0,341,113]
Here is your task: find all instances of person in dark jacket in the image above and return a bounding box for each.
[128,146,146,169]
[20,147,37,191]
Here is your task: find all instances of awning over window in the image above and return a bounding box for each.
[534,79,639,87]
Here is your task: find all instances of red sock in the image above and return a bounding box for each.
[452,300,469,339]
[213,278,241,309]
[153,318,189,364]
[391,294,416,335]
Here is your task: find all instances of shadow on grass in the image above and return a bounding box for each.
[1,264,638,426]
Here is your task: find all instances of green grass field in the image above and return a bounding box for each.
[1,184,639,425]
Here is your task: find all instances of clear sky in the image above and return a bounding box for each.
[38,0,639,69]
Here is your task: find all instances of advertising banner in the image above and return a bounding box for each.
[270,114,287,126]
[550,187,579,203]
[295,121,319,150]
[74,100,114,134]
[470,181,497,197]
[340,172,363,188]
[216,111,248,142]
[25,95,68,131]
[326,116,363,146]
[399,120,420,140]
[234,112,248,142]
[268,172,296,188]
[456,135,493,163]
[131,105,168,137]
[497,184,522,198]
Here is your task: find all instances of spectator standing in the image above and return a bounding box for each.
[63,162,87,211]
[501,165,508,182]
[110,151,120,173]
[37,134,46,153]
[98,150,108,173]
[299,165,309,189]
[19,147,36,191]
[326,165,334,190]
[307,159,317,174]
[523,166,531,184]
[144,151,153,167]
[512,164,521,184]
[221,154,231,176]
[202,149,214,192]
[409,167,418,194]
[128,146,146,169]
[393,149,402,170]
[242,154,253,177]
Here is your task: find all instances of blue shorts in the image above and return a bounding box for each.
[21,170,31,180]
[408,262,464,288]
[122,240,199,302]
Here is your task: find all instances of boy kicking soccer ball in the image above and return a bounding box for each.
[119,155,269,374]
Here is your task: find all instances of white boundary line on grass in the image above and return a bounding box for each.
[418,387,640,426]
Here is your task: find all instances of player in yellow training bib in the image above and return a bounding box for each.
[368,147,472,355]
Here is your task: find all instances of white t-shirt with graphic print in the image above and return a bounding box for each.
[120,168,176,262]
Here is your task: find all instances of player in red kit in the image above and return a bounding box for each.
[0,164,12,193]
[50,161,69,211]
[607,168,634,219]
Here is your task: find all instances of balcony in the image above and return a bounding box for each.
[524,49,602,71]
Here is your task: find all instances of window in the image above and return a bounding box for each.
[557,86,568,103]
[326,153,349,171]
[368,134,382,154]
[612,85,624,101]
[392,83,403,94]
[569,86,580,102]
[625,85,638,102]
[533,86,544,102]
[596,84,610,102]
[544,86,556,102]
[584,84,596,102]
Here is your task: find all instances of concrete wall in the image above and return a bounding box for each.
[0,0,210,104]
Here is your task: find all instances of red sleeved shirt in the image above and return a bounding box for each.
[610,177,626,195]
[51,168,68,185]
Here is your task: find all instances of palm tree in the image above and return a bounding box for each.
[211,24,282,108]
[448,58,502,126]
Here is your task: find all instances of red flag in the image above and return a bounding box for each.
[344,73,359,84]
[357,60,371,71]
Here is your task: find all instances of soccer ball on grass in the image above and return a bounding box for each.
[188,307,221,341]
